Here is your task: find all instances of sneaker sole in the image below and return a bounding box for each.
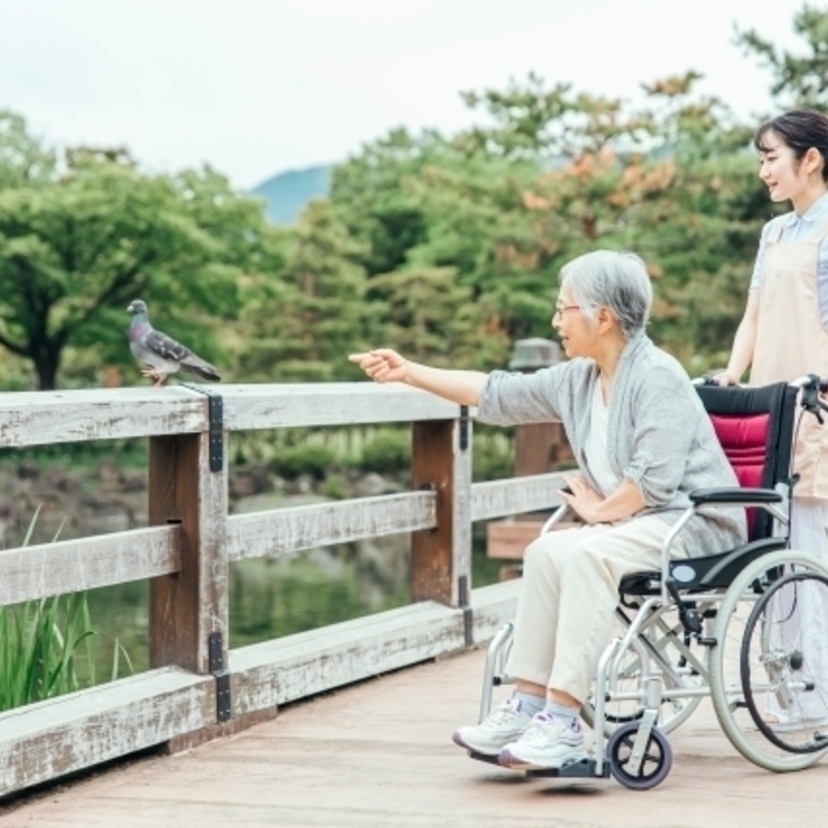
[497,750,541,770]
[451,731,501,757]
[499,747,588,771]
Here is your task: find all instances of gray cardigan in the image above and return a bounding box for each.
[477,333,747,557]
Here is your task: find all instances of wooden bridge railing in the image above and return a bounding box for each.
[0,383,564,797]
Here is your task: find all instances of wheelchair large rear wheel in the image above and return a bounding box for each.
[740,570,828,755]
[581,605,709,737]
[709,549,828,772]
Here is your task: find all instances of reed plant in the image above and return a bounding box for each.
[0,506,133,712]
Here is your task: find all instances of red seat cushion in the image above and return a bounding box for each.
[709,413,771,539]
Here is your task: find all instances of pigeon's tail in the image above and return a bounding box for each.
[181,357,221,382]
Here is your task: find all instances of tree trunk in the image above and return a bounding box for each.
[31,339,61,391]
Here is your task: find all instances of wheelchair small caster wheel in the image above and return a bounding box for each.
[607,721,673,790]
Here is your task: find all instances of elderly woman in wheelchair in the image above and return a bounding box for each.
[350,249,828,789]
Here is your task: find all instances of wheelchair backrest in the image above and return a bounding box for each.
[695,382,797,542]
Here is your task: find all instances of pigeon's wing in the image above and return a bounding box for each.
[142,329,193,364]
[180,355,221,382]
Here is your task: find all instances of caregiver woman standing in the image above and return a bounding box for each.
[719,109,828,727]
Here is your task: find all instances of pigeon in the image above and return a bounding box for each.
[126,299,221,387]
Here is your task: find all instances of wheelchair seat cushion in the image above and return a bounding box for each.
[618,536,788,595]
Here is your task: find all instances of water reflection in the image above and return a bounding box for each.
[84,531,503,678]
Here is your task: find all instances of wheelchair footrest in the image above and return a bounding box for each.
[467,751,609,779]
[527,757,610,779]
[467,750,502,766]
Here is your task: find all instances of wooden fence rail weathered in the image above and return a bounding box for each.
[0,383,563,797]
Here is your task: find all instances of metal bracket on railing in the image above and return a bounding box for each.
[458,575,473,647]
[181,384,224,472]
[459,405,470,452]
[208,631,231,722]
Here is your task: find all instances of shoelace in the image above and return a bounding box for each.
[485,699,523,726]
[523,714,581,741]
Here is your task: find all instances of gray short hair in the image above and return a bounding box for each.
[559,250,652,339]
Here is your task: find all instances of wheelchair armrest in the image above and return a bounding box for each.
[688,487,782,505]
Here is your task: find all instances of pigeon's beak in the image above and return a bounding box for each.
[126,303,134,313]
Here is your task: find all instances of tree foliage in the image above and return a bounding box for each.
[237,200,372,382]
[326,69,764,372]
[0,121,282,389]
[1,6,822,390]
[737,4,828,109]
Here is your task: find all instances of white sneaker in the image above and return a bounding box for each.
[499,713,587,770]
[452,697,533,756]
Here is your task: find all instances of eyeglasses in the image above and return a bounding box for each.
[553,304,581,321]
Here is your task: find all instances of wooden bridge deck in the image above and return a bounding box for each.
[2,647,827,828]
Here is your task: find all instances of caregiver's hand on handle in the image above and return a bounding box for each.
[715,370,741,387]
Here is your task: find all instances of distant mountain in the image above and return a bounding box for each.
[250,164,333,224]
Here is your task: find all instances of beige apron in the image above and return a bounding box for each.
[751,215,828,499]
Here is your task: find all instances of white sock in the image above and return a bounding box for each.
[513,691,545,716]
[543,701,581,730]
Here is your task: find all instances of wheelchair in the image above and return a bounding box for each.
[471,375,828,790]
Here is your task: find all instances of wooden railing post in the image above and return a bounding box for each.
[148,430,229,675]
[411,408,472,607]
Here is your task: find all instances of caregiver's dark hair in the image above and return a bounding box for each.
[754,109,828,183]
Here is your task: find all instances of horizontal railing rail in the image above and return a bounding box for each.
[0,382,563,798]
[0,525,181,606]
[0,383,464,447]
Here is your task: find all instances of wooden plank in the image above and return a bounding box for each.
[0,384,466,447]
[514,421,573,474]
[229,600,465,715]
[454,417,473,606]
[229,582,521,716]
[486,518,582,560]
[0,387,206,448]
[486,519,544,560]
[0,668,214,797]
[220,383,464,430]
[0,582,521,797]
[225,491,436,562]
[0,526,180,607]
[470,472,567,522]
[149,432,229,675]
[411,418,472,607]
[469,579,521,642]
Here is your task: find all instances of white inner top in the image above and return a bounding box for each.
[583,381,622,497]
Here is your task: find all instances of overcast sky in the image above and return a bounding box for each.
[0,0,812,189]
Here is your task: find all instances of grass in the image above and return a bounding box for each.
[0,506,133,713]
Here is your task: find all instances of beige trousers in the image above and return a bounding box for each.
[505,515,686,704]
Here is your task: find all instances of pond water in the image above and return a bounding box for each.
[0,435,517,688]
[82,531,505,679]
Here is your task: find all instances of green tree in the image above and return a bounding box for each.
[237,200,372,382]
[329,127,454,277]
[367,266,509,367]
[0,110,55,190]
[0,117,280,389]
[737,5,828,109]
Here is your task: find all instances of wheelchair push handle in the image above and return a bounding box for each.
[699,373,828,423]
[792,374,828,424]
